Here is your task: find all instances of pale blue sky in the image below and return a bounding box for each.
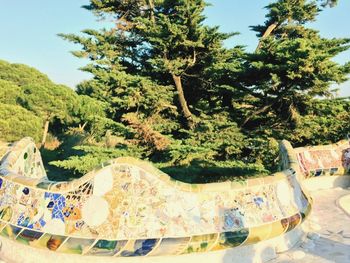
[0,0,349,96]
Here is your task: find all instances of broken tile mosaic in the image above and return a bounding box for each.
[0,137,348,257]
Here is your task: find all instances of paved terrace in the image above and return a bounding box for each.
[274,187,350,263]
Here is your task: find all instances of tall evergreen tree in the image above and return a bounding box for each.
[57,0,350,178]
[59,25,174,124]
[239,0,350,128]
[60,0,240,129]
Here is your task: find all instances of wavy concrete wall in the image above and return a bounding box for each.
[0,137,346,258]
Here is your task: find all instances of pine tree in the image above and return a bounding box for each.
[60,0,239,130]
[57,0,350,177]
[240,0,350,127]
[59,27,174,124]
[0,104,42,142]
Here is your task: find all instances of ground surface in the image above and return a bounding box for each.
[273,188,350,263]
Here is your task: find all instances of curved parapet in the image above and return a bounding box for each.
[0,137,47,180]
[280,139,350,179]
[0,137,319,257]
[0,141,10,161]
[0,137,348,261]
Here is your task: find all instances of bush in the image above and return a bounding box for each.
[0,104,42,142]
[0,60,51,86]
[0,79,21,104]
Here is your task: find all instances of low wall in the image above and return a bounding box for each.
[0,226,306,263]
[0,137,348,262]
[280,139,350,191]
[0,138,46,180]
[280,139,350,179]
[0,142,10,161]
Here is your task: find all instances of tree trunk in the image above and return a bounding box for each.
[78,122,88,132]
[255,22,279,52]
[147,0,155,24]
[241,86,292,127]
[40,120,50,149]
[172,74,194,129]
[241,104,273,127]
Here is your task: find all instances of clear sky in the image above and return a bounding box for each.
[0,0,349,96]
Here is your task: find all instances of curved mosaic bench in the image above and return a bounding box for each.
[280,139,350,180]
[0,137,348,258]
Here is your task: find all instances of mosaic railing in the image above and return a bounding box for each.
[1,136,342,257]
[280,139,350,178]
[0,137,47,180]
[0,142,10,162]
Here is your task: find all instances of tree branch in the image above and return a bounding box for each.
[255,22,279,52]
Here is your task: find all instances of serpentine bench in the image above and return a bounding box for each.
[0,137,348,259]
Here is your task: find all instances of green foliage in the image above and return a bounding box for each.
[0,79,21,104]
[244,136,280,173]
[0,59,116,144]
[0,60,51,86]
[286,98,350,145]
[0,104,42,142]
[160,113,246,165]
[160,159,268,183]
[50,144,144,175]
[53,0,350,182]
[74,95,107,123]
[237,0,350,131]
[1,1,349,183]
[50,142,268,183]
[136,0,209,75]
[19,83,78,122]
[59,32,175,123]
[89,117,130,141]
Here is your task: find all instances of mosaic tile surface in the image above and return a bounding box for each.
[0,138,46,179]
[293,141,350,177]
[1,137,345,257]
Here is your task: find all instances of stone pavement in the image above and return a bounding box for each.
[273,188,350,263]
